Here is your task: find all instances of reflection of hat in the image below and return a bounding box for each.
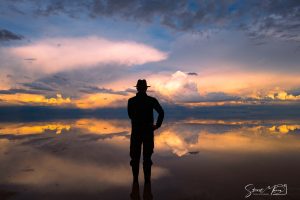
[134,79,150,88]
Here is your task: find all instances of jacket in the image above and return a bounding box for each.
[127,92,164,128]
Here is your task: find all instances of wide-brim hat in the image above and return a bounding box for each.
[134,79,150,88]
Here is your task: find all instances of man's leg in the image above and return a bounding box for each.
[143,130,154,183]
[130,130,142,183]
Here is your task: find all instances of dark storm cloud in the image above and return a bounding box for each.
[6,68,130,98]
[204,92,241,102]
[288,88,300,96]
[243,13,300,44]
[22,82,56,91]
[0,88,43,95]
[18,64,136,98]
[0,81,128,103]
[0,29,23,41]
[0,80,58,96]
[187,72,198,76]
[1,0,299,42]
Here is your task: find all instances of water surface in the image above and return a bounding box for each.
[0,118,300,199]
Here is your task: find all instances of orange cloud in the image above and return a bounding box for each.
[74,93,128,109]
[267,91,300,100]
[0,93,71,106]
[9,36,167,73]
[196,70,300,99]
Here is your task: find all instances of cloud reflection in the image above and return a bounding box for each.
[0,122,71,135]
[74,119,130,135]
[155,120,300,156]
[0,139,168,193]
[1,119,299,157]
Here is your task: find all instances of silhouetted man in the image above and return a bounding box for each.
[128,79,164,184]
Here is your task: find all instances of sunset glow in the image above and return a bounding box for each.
[0,0,299,109]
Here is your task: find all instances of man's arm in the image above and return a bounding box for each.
[127,99,133,119]
[153,99,164,128]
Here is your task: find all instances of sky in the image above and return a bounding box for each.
[0,0,300,108]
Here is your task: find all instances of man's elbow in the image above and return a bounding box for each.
[159,109,165,118]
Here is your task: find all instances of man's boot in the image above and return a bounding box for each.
[130,181,140,200]
[143,181,153,200]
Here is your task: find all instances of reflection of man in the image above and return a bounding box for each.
[128,79,164,184]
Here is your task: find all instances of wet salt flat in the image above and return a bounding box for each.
[0,118,300,200]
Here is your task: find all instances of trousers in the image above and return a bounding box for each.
[130,124,154,178]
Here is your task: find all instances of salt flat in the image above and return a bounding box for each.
[1,119,300,200]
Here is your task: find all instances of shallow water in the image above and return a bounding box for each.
[0,118,300,199]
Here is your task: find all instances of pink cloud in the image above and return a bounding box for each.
[9,36,167,73]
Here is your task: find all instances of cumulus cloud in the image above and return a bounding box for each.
[8,36,167,73]
[149,71,241,103]
[150,71,200,102]
[266,90,300,101]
